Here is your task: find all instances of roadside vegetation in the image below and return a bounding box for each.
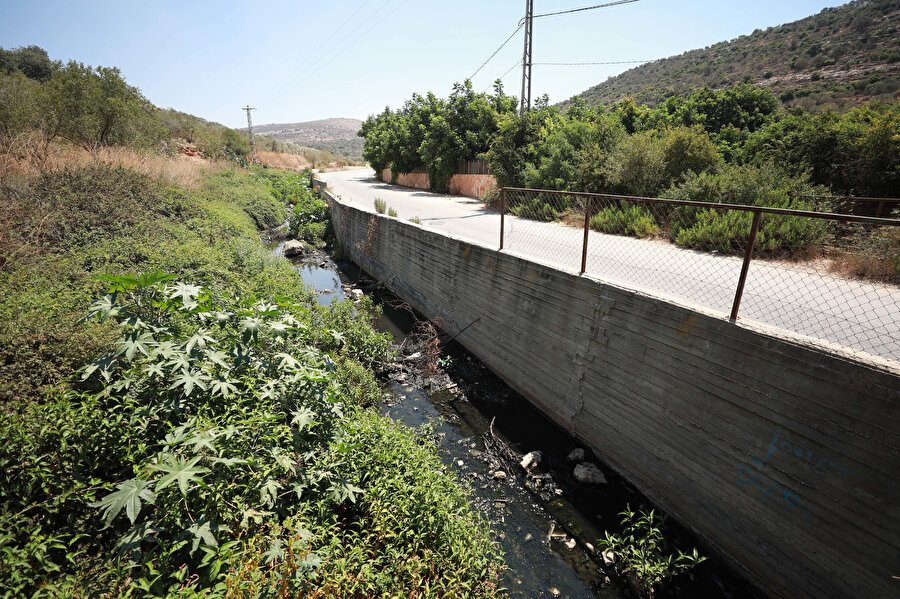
[0,48,504,597]
[360,78,898,273]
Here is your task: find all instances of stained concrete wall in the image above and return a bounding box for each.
[449,174,496,199]
[325,189,900,599]
[380,168,497,200]
[380,168,430,190]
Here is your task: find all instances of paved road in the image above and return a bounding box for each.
[320,168,900,363]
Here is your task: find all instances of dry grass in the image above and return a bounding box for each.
[0,141,232,188]
[257,151,311,171]
[827,227,900,285]
[829,253,900,285]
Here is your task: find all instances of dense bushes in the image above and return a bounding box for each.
[0,272,501,597]
[359,81,517,192]
[355,80,897,258]
[0,165,288,404]
[289,196,329,244]
[0,160,505,596]
[591,205,659,238]
[665,164,829,253]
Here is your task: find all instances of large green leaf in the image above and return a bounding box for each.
[148,456,209,496]
[260,479,282,509]
[86,295,121,322]
[291,407,316,431]
[239,317,263,343]
[168,368,209,397]
[166,282,203,309]
[115,330,156,361]
[183,518,228,555]
[89,479,156,528]
[184,329,215,354]
[209,377,238,399]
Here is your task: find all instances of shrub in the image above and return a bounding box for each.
[0,273,500,597]
[665,163,829,254]
[600,505,706,597]
[289,188,329,244]
[508,193,563,221]
[373,198,386,214]
[204,169,286,230]
[604,131,667,196]
[590,204,659,238]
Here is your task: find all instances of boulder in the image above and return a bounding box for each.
[573,462,607,484]
[283,239,304,257]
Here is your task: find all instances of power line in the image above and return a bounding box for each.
[519,0,640,112]
[256,0,374,102]
[527,0,639,23]
[533,59,651,66]
[264,0,409,105]
[296,0,410,87]
[469,24,523,81]
[482,58,523,93]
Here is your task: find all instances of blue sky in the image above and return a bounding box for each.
[1,1,848,128]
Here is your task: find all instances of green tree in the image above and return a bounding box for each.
[47,61,164,152]
[0,45,57,82]
[0,72,61,171]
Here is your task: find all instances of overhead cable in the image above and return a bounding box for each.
[256,0,374,103]
[532,59,651,66]
[297,0,410,85]
[521,0,639,25]
[482,58,524,93]
[469,24,524,81]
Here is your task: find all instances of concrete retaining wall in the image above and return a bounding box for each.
[380,168,496,200]
[326,190,900,599]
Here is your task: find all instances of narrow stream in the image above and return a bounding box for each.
[265,231,758,599]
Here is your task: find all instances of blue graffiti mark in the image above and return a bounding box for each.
[735,458,812,518]
[766,427,852,478]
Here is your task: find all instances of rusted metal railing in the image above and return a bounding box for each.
[497,187,900,360]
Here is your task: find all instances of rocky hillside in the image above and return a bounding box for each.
[566,0,899,109]
[253,117,364,160]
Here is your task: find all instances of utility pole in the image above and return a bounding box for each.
[242,105,259,163]
[519,0,534,114]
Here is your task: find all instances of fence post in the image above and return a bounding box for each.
[730,210,762,322]
[499,188,506,250]
[581,195,591,274]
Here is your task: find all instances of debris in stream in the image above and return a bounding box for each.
[520,451,543,470]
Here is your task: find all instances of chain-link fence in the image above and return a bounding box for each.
[500,188,900,363]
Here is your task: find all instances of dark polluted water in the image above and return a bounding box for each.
[268,235,758,599]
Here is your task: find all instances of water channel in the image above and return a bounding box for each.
[265,232,759,599]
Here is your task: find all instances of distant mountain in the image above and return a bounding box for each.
[252,118,364,160]
[564,0,900,109]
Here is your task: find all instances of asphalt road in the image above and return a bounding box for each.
[320,168,900,363]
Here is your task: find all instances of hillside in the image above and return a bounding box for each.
[566,0,900,109]
[253,117,364,160]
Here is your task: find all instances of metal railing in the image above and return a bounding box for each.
[499,187,900,362]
